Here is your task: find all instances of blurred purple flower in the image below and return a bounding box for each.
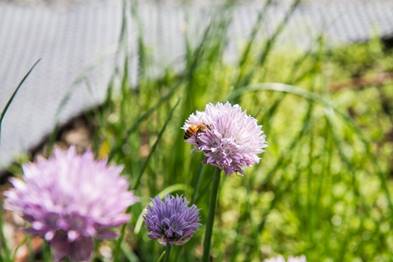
[144,195,200,246]
[183,102,267,175]
[4,146,138,261]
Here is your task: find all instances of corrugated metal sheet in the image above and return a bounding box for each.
[0,0,392,168]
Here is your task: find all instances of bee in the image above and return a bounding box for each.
[184,123,209,139]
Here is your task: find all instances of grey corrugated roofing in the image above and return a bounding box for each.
[0,0,393,169]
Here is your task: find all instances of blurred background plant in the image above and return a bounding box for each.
[1,0,393,261]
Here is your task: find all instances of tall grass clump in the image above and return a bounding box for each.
[1,0,393,261]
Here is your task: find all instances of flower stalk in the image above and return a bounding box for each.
[164,245,172,262]
[202,168,221,262]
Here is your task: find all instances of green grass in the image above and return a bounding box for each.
[0,59,40,141]
[1,1,393,261]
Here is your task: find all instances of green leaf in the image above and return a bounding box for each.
[0,59,41,141]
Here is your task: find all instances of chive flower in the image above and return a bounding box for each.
[4,147,138,261]
[183,102,267,175]
[144,195,200,246]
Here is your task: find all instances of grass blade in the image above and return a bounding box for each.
[133,100,180,189]
[0,59,41,141]
[108,85,179,160]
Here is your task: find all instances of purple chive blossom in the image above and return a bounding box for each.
[144,195,200,246]
[183,102,267,175]
[4,146,138,262]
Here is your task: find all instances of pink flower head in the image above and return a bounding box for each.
[183,102,267,175]
[4,146,138,261]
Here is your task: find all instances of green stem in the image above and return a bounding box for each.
[202,168,221,262]
[156,248,166,262]
[114,223,127,261]
[164,245,172,262]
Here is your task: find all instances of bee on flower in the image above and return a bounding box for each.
[183,102,267,175]
[183,123,209,140]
